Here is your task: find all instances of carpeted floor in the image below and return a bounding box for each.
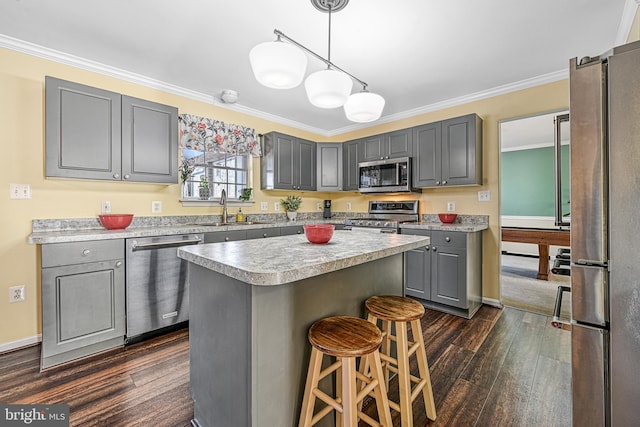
[501,254,571,318]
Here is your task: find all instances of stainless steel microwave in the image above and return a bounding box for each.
[358,157,412,193]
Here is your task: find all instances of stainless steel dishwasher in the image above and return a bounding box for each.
[125,233,203,342]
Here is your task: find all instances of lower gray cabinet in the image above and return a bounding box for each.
[280,225,304,235]
[403,229,482,318]
[204,230,246,243]
[246,227,281,239]
[40,239,125,370]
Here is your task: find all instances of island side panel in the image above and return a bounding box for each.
[251,254,404,427]
[190,264,252,427]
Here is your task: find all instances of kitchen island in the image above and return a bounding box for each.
[177,230,431,427]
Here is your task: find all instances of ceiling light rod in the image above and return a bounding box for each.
[273,29,368,90]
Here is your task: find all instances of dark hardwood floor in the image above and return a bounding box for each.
[0,306,571,427]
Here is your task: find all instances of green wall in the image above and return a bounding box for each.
[501,145,570,217]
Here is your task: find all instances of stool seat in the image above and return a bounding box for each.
[365,295,425,322]
[309,315,382,357]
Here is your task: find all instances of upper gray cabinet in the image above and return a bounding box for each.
[413,113,482,188]
[342,139,360,191]
[45,77,178,184]
[261,132,316,191]
[361,128,413,161]
[317,143,343,192]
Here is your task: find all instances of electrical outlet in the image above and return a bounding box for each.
[9,184,32,199]
[9,285,25,303]
[261,202,269,211]
[273,202,279,211]
[101,200,111,213]
[478,190,491,202]
[346,202,352,211]
[316,202,322,211]
[151,201,162,213]
[447,202,455,212]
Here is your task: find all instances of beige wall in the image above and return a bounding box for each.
[1,46,570,348]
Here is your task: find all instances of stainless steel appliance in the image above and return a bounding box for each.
[344,200,419,233]
[125,233,203,342]
[565,40,640,426]
[323,199,332,218]
[358,157,412,193]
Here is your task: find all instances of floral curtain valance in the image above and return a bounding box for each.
[179,114,261,157]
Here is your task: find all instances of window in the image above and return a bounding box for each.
[182,148,251,200]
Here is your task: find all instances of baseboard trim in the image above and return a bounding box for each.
[0,334,41,354]
[482,297,503,308]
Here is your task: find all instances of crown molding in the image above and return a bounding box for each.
[1,33,567,138]
[616,0,640,45]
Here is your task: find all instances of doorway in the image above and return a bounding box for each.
[499,111,571,317]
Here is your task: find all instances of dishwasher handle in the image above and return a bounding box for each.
[130,237,202,251]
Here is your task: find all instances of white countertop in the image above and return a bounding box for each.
[177,230,430,286]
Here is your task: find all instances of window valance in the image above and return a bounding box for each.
[178,114,261,157]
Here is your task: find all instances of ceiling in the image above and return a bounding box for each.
[0,0,633,136]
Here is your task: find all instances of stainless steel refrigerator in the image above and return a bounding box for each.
[569,39,640,426]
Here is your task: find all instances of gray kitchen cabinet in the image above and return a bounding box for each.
[342,139,361,191]
[204,230,246,243]
[361,128,413,161]
[246,227,281,239]
[280,225,304,235]
[413,113,482,188]
[316,143,343,192]
[261,132,316,191]
[45,76,178,183]
[40,239,125,370]
[402,229,482,319]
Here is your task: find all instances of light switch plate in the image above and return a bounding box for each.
[478,190,491,202]
[10,184,32,199]
[261,202,269,211]
[447,202,455,212]
[151,201,162,213]
[273,202,279,211]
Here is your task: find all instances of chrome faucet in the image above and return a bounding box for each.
[220,188,228,224]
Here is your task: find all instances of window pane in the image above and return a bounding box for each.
[181,150,250,200]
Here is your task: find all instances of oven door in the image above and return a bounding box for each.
[344,226,398,234]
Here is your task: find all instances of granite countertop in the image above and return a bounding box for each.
[177,230,430,286]
[28,217,344,244]
[28,213,489,244]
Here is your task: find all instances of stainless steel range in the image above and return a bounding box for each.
[344,200,419,233]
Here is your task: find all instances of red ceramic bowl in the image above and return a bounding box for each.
[438,213,458,224]
[303,224,335,244]
[98,214,134,230]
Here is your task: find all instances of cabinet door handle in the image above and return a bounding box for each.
[263,233,268,238]
[297,230,302,234]
[82,249,91,256]
[442,180,447,185]
[445,236,451,242]
[225,237,230,241]
[115,261,123,268]
[425,245,430,251]
[432,246,438,251]
[124,174,130,180]
[113,173,120,179]
[436,180,440,185]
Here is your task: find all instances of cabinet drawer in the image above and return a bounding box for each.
[246,228,281,239]
[42,239,124,267]
[430,231,466,247]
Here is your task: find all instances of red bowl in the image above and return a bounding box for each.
[438,213,458,224]
[303,224,335,244]
[98,214,134,230]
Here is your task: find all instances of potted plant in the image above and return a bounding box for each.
[198,176,210,200]
[179,160,194,198]
[281,195,302,221]
[239,187,253,201]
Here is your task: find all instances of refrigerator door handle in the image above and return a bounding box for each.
[552,285,572,329]
[575,259,609,268]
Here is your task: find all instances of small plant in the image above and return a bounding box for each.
[199,176,209,189]
[280,195,302,212]
[239,187,253,201]
[179,159,194,183]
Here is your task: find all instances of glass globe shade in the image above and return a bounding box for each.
[249,41,307,89]
[343,91,385,123]
[304,69,353,108]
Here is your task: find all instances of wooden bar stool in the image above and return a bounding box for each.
[363,295,436,426]
[299,316,392,427]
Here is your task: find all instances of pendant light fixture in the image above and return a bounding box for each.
[249,0,385,122]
